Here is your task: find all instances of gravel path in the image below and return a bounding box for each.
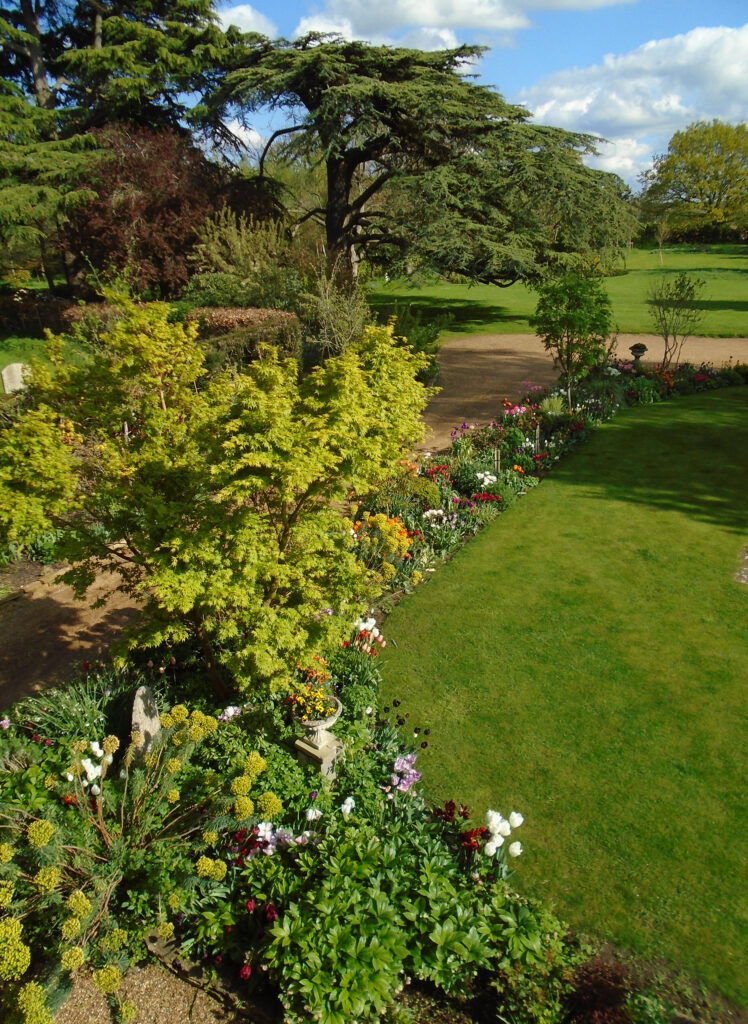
[421,333,748,451]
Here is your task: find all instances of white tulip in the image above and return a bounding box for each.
[91,784,101,796]
[508,841,523,858]
[497,818,512,837]
[509,811,524,829]
[306,807,323,822]
[484,840,498,857]
[341,796,355,818]
[485,809,503,833]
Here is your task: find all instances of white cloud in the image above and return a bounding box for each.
[516,24,748,181]
[398,27,461,50]
[294,14,355,40]
[295,0,634,39]
[224,118,265,153]
[218,4,277,36]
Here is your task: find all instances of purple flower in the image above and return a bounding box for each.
[0,718,10,730]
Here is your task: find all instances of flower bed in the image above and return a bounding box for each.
[2,360,743,1023]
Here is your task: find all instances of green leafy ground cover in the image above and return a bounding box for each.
[380,388,748,1007]
[368,244,748,338]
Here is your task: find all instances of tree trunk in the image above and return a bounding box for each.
[189,610,229,697]
[20,0,54,108]
[325,155,354,282]
[38,235,57,292]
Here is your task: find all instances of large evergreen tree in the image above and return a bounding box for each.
[217,34,636,283]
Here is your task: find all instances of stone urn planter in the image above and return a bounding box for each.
[629,342,647,367]
[297,695,343,748]
[294,696,344,780]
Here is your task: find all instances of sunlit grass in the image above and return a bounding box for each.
[368,244,748,339]
[381,389,748,1006]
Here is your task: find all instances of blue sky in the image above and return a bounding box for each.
[216,0,748,187]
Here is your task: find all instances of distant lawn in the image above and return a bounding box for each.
[368,244,748,339]
[380,389,748,1006]
[0,334,58,373]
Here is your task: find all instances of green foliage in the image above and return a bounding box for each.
[530,274,613,410]
[647,272,705,369]
[187,209,311,312]
[242,786,581,1024]
[0,295,429,693]
[299,264,370,358]
[640,120,748,240]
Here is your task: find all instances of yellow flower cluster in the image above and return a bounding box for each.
[167,892,181,911]
[33,866,61,893]
[99,929,127,953]
[166,758,181,774]
[233,797,254,821]
[350,511,412,558]
[67,890,92,918]
[243,752,266,781]
[61,947,85,972]
[201,830,218,846]
[231,775,252,797]
[0,918,31,982]
[381,561,397,581]
[157,921,174,941]
[102,735,120,756]
[92,965,122,995]
[119,1000,137,1023]
[130,730,144,749]
[16,981,53,1024]
[195,856,226,881]
[0,881,14,908]
[61,918,80,940]
[161,706,217,745]
[290,682,336,722]
[72,740,87,754]
[0,843,14,863]
[44,774,55,791]
[166,789,180,804]
[255,792,283,821]
[26,820,55,848]
[411,570,423,586]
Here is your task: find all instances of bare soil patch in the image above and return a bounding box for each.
[0,567,140,708]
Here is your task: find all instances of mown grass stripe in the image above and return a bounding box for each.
[381,388,748,1005]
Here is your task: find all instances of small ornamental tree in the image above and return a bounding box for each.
[530,274,613,412]
[61,126,225,297]
[648,272,705,370]
[0,296,429,694]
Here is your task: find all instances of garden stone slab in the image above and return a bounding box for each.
[1,362,29,394]
[131,685,161,761]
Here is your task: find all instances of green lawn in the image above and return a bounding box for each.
[368,244,748,339]
[380,389,748,1006]
[0,334,60,373]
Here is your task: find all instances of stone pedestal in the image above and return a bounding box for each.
[294,732,345,780]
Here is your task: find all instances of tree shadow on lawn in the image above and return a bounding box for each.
[367,293,531,333]
[551,390,748,536]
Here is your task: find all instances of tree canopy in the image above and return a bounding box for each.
[0,297,429,693]
[530,273,613,411]
[218,34,636,284]
[639,120,748,240]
